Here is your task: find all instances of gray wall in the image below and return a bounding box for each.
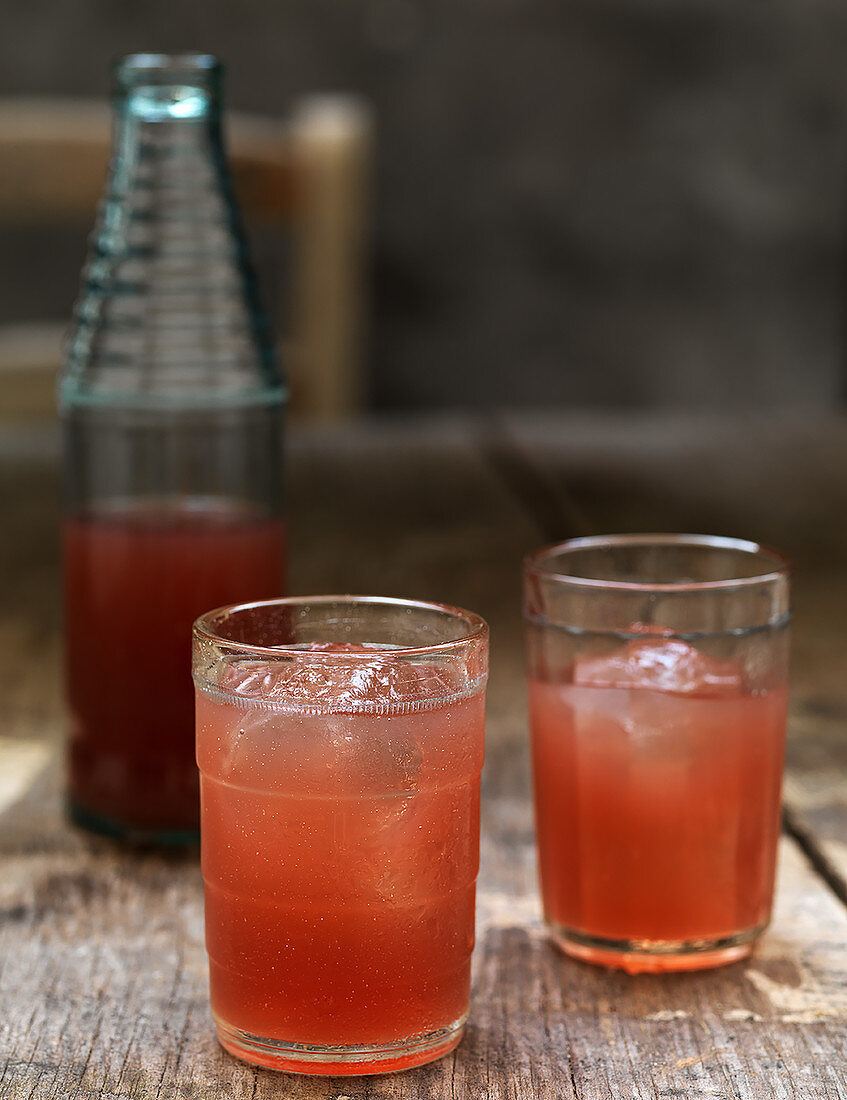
[3,0,847,410]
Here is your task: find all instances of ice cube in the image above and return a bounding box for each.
[574,634,742,696]
[215,643,468,795]
[220,642,458,713]
[319,710,424,794]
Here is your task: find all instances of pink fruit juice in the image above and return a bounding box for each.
[64,502,284,836]
[196,643,485,1072]
[530,636,787,972]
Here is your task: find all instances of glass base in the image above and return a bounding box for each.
[549,921,762,974]
[67,799,199,847]
[214,1014,467,1075]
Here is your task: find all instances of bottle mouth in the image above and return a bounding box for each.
[113,53,222,118]
[114,53,222,87]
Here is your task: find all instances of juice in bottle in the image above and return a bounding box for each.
[65,502,283,837]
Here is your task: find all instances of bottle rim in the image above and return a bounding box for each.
[113,53,223,91]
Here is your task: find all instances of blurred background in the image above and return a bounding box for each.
[1,0,846,413]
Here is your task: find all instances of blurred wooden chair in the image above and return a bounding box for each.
[0,94,372,423]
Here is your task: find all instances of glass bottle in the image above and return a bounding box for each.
[59,54,286,843]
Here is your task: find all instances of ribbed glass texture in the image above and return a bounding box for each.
[60,53,285,410]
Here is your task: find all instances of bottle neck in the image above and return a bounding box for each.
[106,53,226,199]
[60,53,285,411]
[116,78,221,124]
[109,83,224,194]
[112,52,222,116]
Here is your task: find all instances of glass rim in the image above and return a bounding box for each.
[524,533,792,593]
[193,595,489,660]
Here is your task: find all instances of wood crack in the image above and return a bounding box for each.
[783,806,847,911]
[475,417,592,543]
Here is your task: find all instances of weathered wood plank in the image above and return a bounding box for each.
[4,762,847,1100]
[0,432,61,747]
[3,417,847,1099]
[478,838,847,1100]
[497,412,847,562]
[784,704,847,905]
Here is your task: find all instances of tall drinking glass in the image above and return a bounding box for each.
[524,535,790,973]
[193,596,488,1074]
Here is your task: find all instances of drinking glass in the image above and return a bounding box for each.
[524,535,790,973]
[193,595,488,1073]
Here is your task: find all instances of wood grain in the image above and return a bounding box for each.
[2,416,847,1098]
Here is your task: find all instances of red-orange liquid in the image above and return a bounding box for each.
[63,504,284,836]
[530,678,786,971]
[196,661,485,1072]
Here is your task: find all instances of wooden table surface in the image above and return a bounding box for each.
[2,412,847,1099]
